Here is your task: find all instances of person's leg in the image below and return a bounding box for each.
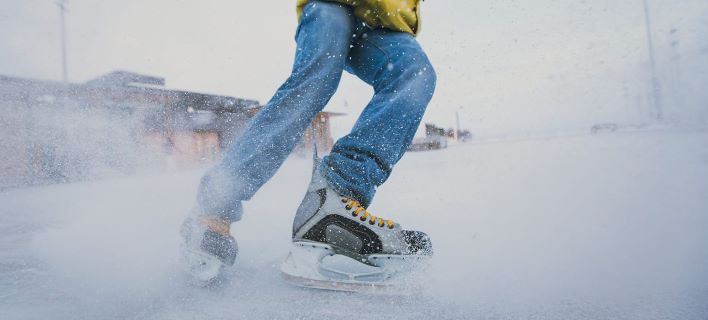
[321,28,437,207]
[285,30,435,286]
[197,1,357,222]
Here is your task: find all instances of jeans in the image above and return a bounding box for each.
[197,1,436,222]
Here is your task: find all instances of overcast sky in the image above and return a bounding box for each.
[1,0,707,137]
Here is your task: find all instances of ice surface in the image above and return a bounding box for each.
[1,130,707,319]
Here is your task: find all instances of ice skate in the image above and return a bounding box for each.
[281,166,433,292]
[180,213,238,284]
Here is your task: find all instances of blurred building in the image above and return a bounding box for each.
[408,123,449,151]
[0,71,340,189]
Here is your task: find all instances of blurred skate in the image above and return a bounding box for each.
[180,214,238,284]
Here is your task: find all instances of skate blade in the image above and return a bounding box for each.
[280,241,427,294]
[281,269,401,293]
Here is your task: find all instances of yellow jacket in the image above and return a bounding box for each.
[296,0,421,35]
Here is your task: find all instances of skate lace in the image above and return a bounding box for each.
[341,198,395,229]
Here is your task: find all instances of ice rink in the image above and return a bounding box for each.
[1,129,707,319]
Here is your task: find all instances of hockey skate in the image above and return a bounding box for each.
[281,166,433,293]
[180,213,238,284]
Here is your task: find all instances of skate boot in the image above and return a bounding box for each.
[180,213,238,284]
[281,167,433,292]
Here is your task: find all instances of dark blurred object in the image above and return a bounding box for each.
[590,123,619,134]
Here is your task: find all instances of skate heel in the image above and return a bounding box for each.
[281,241,335,282]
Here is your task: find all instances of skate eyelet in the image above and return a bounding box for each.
[342,198,395,230]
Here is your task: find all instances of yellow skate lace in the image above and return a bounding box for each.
[341,198,395,229]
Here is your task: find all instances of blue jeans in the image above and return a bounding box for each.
[197,1,436,222]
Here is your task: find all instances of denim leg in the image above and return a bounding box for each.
[197,1,356,222]
[322,29,437,207]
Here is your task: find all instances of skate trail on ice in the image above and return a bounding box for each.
[1,130,707,319]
